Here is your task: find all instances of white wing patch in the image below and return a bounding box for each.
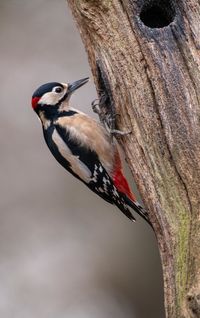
[52,129,92,183]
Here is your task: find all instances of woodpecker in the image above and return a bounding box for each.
[31,78,150,225]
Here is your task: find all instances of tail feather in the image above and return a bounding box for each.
[122,194,152,226]
[117,203,136,222]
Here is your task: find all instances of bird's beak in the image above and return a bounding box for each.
[68,77,89,94]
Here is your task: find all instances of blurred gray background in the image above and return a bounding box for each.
[0,0,165,317]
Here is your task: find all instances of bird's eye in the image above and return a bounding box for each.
[53,86,63,93]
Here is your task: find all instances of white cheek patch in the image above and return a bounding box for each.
[52,129,92,183]
[39,92,63,105]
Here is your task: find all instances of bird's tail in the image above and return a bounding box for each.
[112,150,151,226]
[122,194,152,227]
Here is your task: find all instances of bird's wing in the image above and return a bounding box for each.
[53,122,135,221]
[55,113,115,175]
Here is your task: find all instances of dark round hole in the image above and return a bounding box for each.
[140,0,176,28]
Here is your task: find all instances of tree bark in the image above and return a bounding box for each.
[66,1,200,317]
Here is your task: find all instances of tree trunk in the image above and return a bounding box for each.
[66,1,200,317]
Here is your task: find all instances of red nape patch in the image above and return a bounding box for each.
[32,97,40,110]
[113,150,136,202]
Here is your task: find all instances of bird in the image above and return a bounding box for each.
[31,77,151,225]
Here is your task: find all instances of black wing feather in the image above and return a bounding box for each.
[44,124,135,221]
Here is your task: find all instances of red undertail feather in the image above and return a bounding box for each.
[113,150,136,202]
[112,150,151,226]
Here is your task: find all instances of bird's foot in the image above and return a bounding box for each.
[91,92,108,115]
[91,93,131,136]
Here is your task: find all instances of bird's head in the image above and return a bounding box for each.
[31,77,89,116]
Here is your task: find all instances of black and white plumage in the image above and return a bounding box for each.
[31,78,151,224]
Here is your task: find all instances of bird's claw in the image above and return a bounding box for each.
[91,96,131,137]
[91,92,108,112]
[91,99,101,114]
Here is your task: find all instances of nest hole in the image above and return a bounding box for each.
[140,0,176,28]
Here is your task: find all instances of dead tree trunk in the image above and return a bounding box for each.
[66,1,200,317]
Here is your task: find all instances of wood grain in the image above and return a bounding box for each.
[66,1,200,317]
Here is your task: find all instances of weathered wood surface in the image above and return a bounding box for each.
[66,1,200,317]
